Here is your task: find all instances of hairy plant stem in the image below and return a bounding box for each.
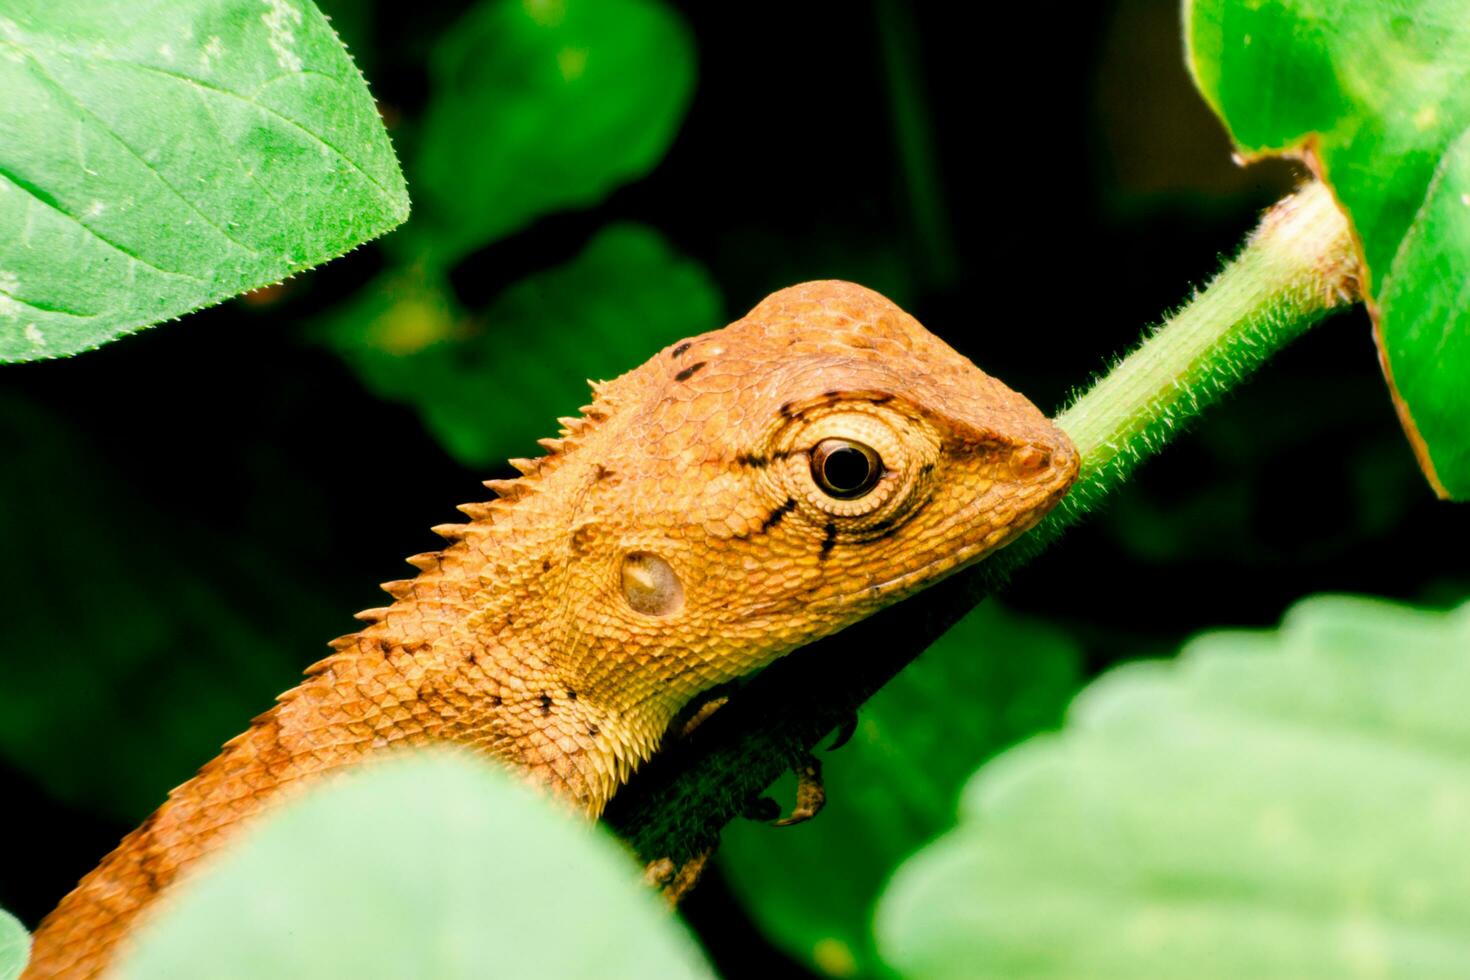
[603,181,1360,870]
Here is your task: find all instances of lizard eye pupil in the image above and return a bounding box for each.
[812,439,882,499]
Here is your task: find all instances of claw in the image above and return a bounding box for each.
[826,712,858,751]
[675,695,729,741]
[668,684,738,743]
[772,750,825,827]
[642,856,676,887]
[643,849,713,906]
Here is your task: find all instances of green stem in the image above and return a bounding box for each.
[990,179,1357,574]
[604,181,1359,866]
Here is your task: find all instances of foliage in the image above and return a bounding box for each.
[0,0,408,362]
[322,222,722,466]
[719,602,1081,978]
[116,751,715,978]
[1187,0,1470,499]
[408,0,696,263]
[317,0,704,466]
[0,1,1467,978]
[0,909,27,980]
[876,596,1470,978]
[0,394,333,819]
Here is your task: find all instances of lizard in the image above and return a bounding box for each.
[23,280,1078,978]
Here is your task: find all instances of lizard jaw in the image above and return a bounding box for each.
[815,467,1074,612]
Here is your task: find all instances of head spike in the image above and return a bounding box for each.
[508,458,541,477]
[536,437,566,454]
[405,552,440,571]
[354,607,390,623]
[303,654,338,676]
[456,501,495,520]
[431,523,467,541]
[482,478,527,500]
[380,579,415,600]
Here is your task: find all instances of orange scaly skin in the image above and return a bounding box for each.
[26,281,1078,978]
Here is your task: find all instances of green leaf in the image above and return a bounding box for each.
[0,908,29,980]
[875,595,1470,979]
[116,751,715,979]
[410,0,695,261]
[1184,1,1470,499]
[0,393,334,819]
[322,223,722,467]
[720,601,1082,978]
[0,0,409,362]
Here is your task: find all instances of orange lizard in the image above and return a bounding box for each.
[25,281,1078,977]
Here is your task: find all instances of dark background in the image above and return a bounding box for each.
[3,1,1465,975]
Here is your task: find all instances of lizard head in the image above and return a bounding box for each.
[562,280,1078,712]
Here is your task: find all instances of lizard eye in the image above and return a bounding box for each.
[811,438,883,499]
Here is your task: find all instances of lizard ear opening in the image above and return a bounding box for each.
[621,552,685,617]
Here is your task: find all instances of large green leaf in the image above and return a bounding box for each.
[1185,1,1470,499]
[720,601,1081,978]
[0,0,408,362]
[410,0,695,262]
[322,223,722,467]
[0,394,333,819]
[0,908,28,980]
[876,595,1470,979]
[116,751,715,979]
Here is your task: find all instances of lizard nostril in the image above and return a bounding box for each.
[1011,445,1052,475]
[621,552,685,616]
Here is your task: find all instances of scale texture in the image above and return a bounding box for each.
[25,281,1077,978]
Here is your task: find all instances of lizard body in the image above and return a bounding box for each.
[25,281,1077,978]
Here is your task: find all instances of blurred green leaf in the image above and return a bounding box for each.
[721,601,1082,978]
[0,908,28,980]
[1099,376,1428,564]
[323,222,722,467]
[410,0,695,262]
[0,0,408,362]
[0,394,332,819]
[116,751,715,979]
[1185,1,1470,499]
[876,595,1470,979]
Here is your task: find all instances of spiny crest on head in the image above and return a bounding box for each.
[297,371,633,685]
[363,374,623,611]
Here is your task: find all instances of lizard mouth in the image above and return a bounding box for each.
[816,470,1070,612]
[820,524,1009,610]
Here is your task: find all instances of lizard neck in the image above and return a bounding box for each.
[21,602,674,980]
[301,604,677,817]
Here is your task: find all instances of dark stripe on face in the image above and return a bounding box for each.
[674,361,707,382]
[781,390,900,421]
[735,451,768,468]
[855,517,897,541]
[819,521,838,559]
[671,342,692,359]
[761,497,797,532]
[849,495,931,544]
[734,448,796,469]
